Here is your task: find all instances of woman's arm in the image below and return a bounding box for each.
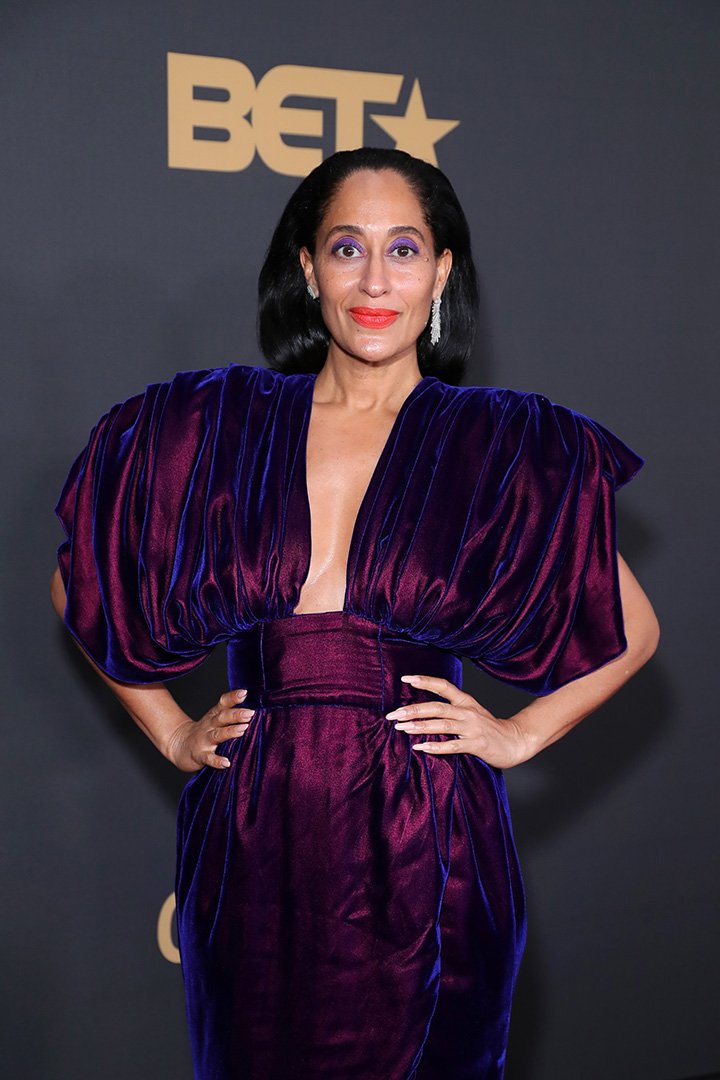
[387,551,660,767]
[501,551,660,762]
[50,566,252,772]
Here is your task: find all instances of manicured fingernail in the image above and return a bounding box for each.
[236,689,247,699]
[400,675,419,683]
[386,708,407,719]
[412,745,429,752]
[220,758,231,768]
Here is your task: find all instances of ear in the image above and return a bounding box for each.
[433,249,453,299]
[299,247,318,294]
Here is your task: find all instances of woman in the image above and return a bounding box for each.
[51,147,659,1079]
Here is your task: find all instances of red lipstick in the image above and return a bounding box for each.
[348,307,400,329]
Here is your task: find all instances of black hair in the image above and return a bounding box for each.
[257,147,478,385]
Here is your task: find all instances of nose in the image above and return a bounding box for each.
[359,249,390,298]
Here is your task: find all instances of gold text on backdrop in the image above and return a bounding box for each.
[157,892,180,965]
[167,52,459,177]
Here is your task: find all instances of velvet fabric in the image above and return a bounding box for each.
[55,363,644,1079]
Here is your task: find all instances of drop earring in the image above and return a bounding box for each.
[307,284,318,300]
[430,295,442,346]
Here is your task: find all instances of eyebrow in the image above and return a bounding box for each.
[326,224,427,242]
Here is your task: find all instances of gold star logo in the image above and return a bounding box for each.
[369,80,459,166]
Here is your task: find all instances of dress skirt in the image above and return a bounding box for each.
[176,611,527,1079]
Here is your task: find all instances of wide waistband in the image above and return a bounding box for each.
[226,611,462,711]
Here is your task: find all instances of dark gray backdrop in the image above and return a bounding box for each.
[2,2,718,1078]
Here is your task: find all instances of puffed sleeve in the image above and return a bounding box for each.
[459,392,645,696]
[54,369,230,683]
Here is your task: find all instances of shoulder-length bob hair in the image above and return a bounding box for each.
[257,147,478,386]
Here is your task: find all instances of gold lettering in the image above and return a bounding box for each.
[166,55,457,178]
[253,65,402,177]
[167,52,255,172]
[157,891,181,965]
[332,70,403,151]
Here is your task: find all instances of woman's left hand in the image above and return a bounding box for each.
[387,674,531,769]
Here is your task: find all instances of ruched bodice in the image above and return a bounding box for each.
[226,611,463,714]
[55,362,644,694]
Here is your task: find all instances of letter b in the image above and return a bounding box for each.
[167,52,256,172]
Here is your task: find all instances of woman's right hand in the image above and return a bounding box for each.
[165,689,255,773]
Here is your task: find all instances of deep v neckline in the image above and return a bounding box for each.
[291,372,432,618]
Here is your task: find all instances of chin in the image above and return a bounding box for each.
[342,334,418,364]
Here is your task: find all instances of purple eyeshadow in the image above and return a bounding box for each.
[331,236,364,255]
[389,238,421,254]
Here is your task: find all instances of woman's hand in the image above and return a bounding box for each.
[386,675,530,769]
[165,689,255,773]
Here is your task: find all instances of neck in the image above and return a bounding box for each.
[313,350,423,409]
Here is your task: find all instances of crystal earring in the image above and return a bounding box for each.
[430,295,442,346]
[307,283,318,300]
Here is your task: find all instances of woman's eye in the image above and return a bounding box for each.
[331,240,364,258]
[389,243,420,258]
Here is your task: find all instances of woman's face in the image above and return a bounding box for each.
[299,169,452,370]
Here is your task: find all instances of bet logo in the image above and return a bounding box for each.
[167,52,459,177]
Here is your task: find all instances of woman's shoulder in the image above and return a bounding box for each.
[447,379,621,431]
[96,362,284,421]
[73,363,288,462]
[441,379,644,489]
[160,361,282,398]
[449,379,574,411]
[439,380,554,430]
[468,381,643,488]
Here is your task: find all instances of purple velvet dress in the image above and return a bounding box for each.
[55,363,644,1079]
